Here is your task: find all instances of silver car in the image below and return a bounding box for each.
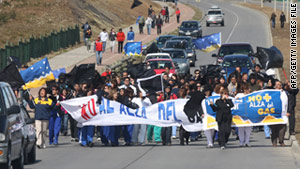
[206,6,225,27]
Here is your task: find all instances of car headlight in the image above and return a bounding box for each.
[193,30,198,33]
[187,53,193,56]
[0,133,5,141]
[179,30,184,33]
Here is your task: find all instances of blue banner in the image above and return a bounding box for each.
[202,90,288,130]
[192,32,221,52]
[124,42,142,56]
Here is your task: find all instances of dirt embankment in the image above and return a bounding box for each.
[240,2,300,142]
[0,0,161,48]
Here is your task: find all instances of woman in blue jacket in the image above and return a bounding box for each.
[29,87,55,149]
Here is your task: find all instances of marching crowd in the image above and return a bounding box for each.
[23,62,298,150]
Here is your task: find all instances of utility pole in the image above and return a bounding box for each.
[261,0,264,8]
[274,0,277,12]
[286,0,289,23]
[283,0,285,12]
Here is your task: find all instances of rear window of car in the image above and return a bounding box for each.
[219,45,253,57]
[157,37,173,45]
[165,41,187,49]
[181,22,198,28]
[148,60,174,69]
[208,10,222,15]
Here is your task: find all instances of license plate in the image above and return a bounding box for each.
[186,32,191,35]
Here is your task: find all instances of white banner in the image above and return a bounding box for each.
[61,96,203,132]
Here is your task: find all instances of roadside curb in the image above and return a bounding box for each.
[290,135,300,168]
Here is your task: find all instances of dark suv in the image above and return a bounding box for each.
[178,21,202,38]
[0,82,35,169]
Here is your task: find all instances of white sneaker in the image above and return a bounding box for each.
[221,146,225,150]
[97,137,101,141]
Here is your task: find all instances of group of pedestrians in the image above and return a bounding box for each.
[270,11,286,28]
[24,60,298,149]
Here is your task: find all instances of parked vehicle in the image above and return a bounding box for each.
[144,53,172,62]
[160,48,190,76]
[206,6,225,27]
[0,82,25,169]
[170,36,197,66]
[221,54,255,79]
[178,20,202,38]
[212,42,254,65]
[156,35,176,49]
[146,58,176,75]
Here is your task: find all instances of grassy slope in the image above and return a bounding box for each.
[0,0,161,48]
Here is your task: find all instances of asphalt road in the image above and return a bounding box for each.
[25,1,300,169]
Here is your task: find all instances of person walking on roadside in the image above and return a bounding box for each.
[28,88,55,149]
[280,11,286,28]
[284,81,299,135]
[95,37,103,65]
[127,27,135,42]
[176,8,181,23]
[151,11,156,29]
[148,5,153,17]
[85,28,92,52]
[270,12,276,28]
[109,28,117,53]
[165,6,170,23]
[117,28,125,53]
[210,89,234,150]
[82,21,91,46]
[138,16,145,34]
[156,15,163,35]
[145,15,153,35]
[99,28,108,52]
[160,7,166,21]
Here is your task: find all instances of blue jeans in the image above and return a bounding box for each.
[81,126,95,146]
[61,114,68,134]
[122,125,134,143]
[102,41,106,52]
[49,115,61,144]
[264,125,271,138]
[190,132,199,139]
[96,51,103,65]
[271,20,275,28]
[172,126,177,137]
[147,24,151,35]
[132,124,147,144]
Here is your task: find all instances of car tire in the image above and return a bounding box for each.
[12,145,24,169]
[0,145,12,169]
[27,143,36,164]
[221,21,224,26]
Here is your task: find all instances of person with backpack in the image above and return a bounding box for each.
[94,37,103,65]
[138,16,145,34]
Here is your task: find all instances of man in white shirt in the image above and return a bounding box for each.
[99,28,108,52]
[118,77,137,95]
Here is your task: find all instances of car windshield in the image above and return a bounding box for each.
[165,41,187,49]
[181,22,198,28]
[148,60,174,69]
[208,10,222,15]
[222,57,252,68]
[157,37,172,45]
[164,51,185,59]
[219,45,253,57]
[146,55,170,60]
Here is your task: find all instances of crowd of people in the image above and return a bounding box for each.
[24,61,298,149]
[81,5,181,65]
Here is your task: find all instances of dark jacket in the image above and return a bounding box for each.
[287,88,299,112]
[280,14,286,22]
[210,98,234,123]
[49,95,63,117]
[29,97,55,120]
[156,18,163,26]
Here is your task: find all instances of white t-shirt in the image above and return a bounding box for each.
[99,31,108,42]
[132,97,152,108]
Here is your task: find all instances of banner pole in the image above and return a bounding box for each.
[282,68,288,81]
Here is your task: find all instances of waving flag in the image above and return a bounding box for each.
[131,0,143,9]
[0,63,25,89]
[124,42,142,56]
[137,74,163,95]
[20,58,55,89]
[52,68,66,79]
[193,32,221,52]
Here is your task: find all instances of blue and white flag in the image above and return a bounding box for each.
[202,90,288,130]
[124,42,142,56]
[193,32,221,52]
[52,68,66,79]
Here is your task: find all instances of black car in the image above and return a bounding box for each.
[178,20,202,38]
[156,35,176,49]
[212,43,254,65]
[171,36,197,66]
[0,82,25,169]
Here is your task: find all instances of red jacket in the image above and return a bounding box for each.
[161,9,166,16]
[117,32,125,42]
[95,40,103,51]
[101,71,111,77]
[176,10,180,16]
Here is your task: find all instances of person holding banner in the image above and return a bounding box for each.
[210,89,234,149]
[235,84,252,147]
